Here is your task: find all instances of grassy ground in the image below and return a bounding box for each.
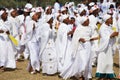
[0,51,119,80]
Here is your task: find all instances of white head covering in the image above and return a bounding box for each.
[91,5,99,11]
[30,12,36,18]
[31,8,36,12]
[103,14,111,21]
[78,7,87,14]
[80,16,88,24]
[45,6,51,12]
[77,4,81,7]
[45,15,53,22]
[61,7,66,12]
[9,8,15,13]
[74,9,78,13]
[36,7,43,13]
[78,7,86,14]
[89,2,95,7]
[65,2,69,8]
[25,3,33,9]
[69,2,74,7]
[59,14,69,22]
[24,8,30,12]
[0,10,5,17]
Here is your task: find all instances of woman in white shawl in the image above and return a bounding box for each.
[0,10,16,70]
[95,14,118,80]
[39,15,57,75]
[55,14,74,73]
[60,16,97,80]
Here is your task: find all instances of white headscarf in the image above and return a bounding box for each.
[80,16,88,24]
[9,9,14,13]
[61,7,66,12]
[59,14,69,22]
[91,5,99,11]
[103,14,111,21]
[0,10,5,17]
[45,15,53,22]
[30,12,36,18]
[78,7,86,14]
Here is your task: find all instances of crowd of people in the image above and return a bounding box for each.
[0,0,120,80]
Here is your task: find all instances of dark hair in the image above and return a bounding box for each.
[56,0,59,3]
[109,4,114,9]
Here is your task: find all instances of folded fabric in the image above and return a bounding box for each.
[8,35,18,46]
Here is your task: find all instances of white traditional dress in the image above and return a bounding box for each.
[89,14,99,66]
[95,23,116,78]
[0,19,9,67]
[39,22,57,75]
[55,22,72,73]
[0,19,16,69]
[60,23,93,80]
[8,16,20,60]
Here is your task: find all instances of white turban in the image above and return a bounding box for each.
[0,10,5,17]
[103,14,111,21]
[59,14,69,22]
[80,16,88,24]
[30,12,36,18]
[25,3,33,9]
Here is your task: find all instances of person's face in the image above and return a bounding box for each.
[64,17,70,24]
[62,10,67,15]
[80,10,86,16]
[46,8,52,14]
[82,19,89,26]
[36,12,41,19]
[70,18,75,24]
[11,10,18,18]
[106,17,113,25]
[32,13,38,22]
[93,8,99,15]
[1,11,8,21]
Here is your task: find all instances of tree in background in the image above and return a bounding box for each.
[0,0,119,8]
